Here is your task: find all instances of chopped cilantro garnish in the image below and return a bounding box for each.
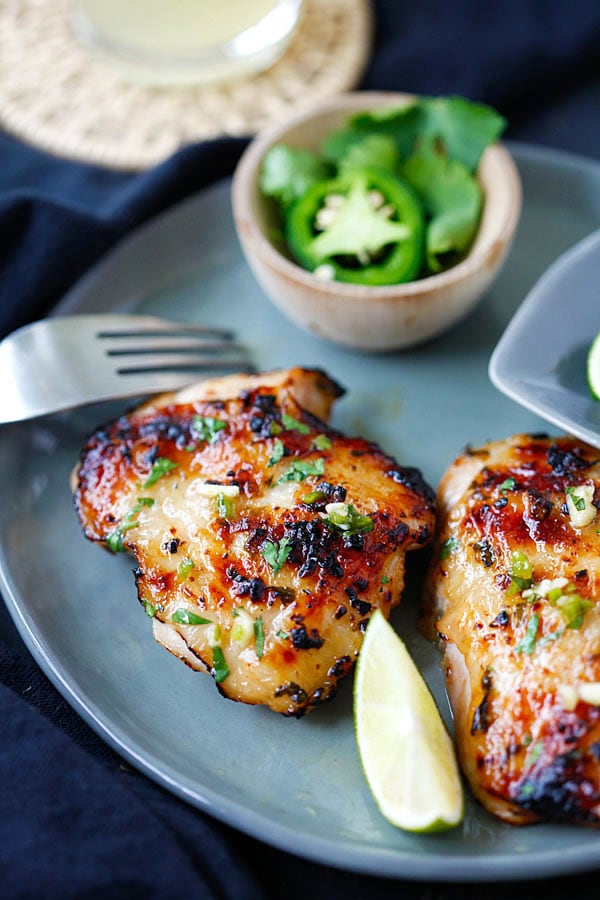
[216,492,236,519]
[260,144,331,208]
[440,536,460,560]
[254,617,265,659]
[105,497,155,552]
[278,457,326,483]
[499,477,517,492]
[171,609,212,626]
[259,95,506,284]
[268,438,285,467]
[311,434,332,451]
[231,608,253,645]
[105,528,126,553]
[566,486,586,511]
[322,504,374,536]
[261,536,292,576]
[553,593,593,630]
[515,612,539,655]
[527,741,544,764]
[507,550,533,595]
[143,600,156,618]
[143,457,178,488]
[519,783,536,799]
[177,558,195,581]
[276,629,290,640]
[281,413,310,434]
[134,497,155,510]
[191,415,227,444]
[212,646,229,683]
[536,630,563,649]
[381,575,390,585]
[403,143,482,273]
[302,490,327,505]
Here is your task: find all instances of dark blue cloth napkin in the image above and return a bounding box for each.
[2,1,600,897]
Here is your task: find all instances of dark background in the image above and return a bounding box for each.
[1,1,599,897]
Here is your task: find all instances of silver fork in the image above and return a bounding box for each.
[0,314,254,424]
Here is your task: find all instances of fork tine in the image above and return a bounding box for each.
[116,358,256,375]
[96,324,235,340]
[0,313,255,424]
[105,341,247,357]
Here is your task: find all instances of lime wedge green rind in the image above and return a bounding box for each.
[354,609,464,834]
[586,328,600,401]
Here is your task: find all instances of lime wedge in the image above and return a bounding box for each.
[587,328,600,400]
[354,610,464,833]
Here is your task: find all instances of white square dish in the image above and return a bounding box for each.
[489,227,600,448]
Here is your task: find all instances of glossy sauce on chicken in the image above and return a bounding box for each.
[424,433,600,825]
[74,368,435,716]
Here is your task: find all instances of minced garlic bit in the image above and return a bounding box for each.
[557,684,579,711]
[522,577,569,600]
[566,484,597,528]
[205,623,222,648]
[231,608,254,647]
[577,683,600,705]
[189,480,240,499]
[324,502,349,517]
[557,681,600,710]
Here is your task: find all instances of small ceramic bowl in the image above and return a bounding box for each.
[232,91,522,352]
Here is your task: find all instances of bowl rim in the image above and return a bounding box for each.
[232,90,523,299]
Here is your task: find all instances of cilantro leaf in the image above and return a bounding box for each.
[418,95,507,172]
[281,412,310,434]
[172,609,212,626]
[348,97,505,173]
[268,438,285,467]
[212,646,229,683]
[346,102,424,162]
[403,145,482,272]
[260,144,331,208]
[254,617,265,659]
[277,457,326,483]
[143,457,178,488]
[320,126,369,166]
[515,612,539,655]
[311,434,332,451]
[338,134,399,175]
[261,536,292,576]
[191,415,227,444]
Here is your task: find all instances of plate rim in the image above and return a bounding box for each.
[3,141,600,883]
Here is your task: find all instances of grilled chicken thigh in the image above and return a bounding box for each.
[74,367,435,716]
[424,433,600,825]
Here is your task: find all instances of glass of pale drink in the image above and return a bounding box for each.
[70,0,305,86]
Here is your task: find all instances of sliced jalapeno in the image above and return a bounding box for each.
[284,167,425,286]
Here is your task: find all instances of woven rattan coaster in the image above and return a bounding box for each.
[0,0,373,171]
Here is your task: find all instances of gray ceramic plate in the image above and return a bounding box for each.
[489,226,600,447]
[2,143,600,883]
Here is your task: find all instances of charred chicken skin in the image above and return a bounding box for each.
[74,368,435,717]
[424,433,600,826]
